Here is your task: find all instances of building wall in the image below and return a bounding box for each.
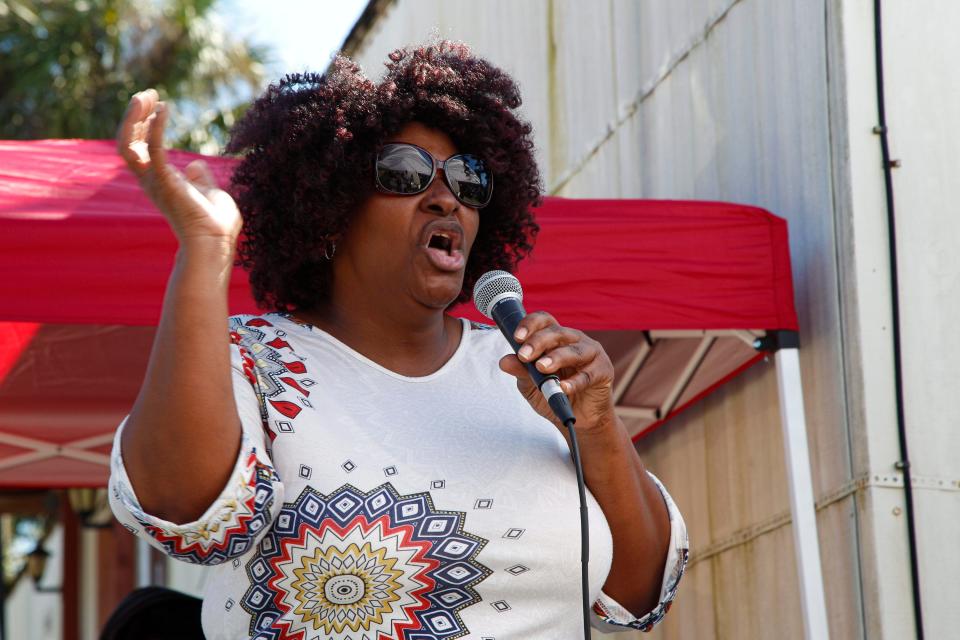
[345,1,867,638]
[883,0,960,632]
[832,1,960,637]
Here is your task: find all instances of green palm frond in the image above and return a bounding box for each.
[0,0,269,152]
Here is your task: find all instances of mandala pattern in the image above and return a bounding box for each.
[140,450,277,565]
[242,483,491,640]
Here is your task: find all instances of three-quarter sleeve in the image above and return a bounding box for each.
[108,323,285,566]
[590,472,690,633]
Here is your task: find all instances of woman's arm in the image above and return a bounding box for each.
[116,90,245,523]
[499,312,676,616]
[570,415,671,614]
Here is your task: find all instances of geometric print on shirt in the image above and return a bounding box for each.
[230,315,313,442]
[242,482,491,640]
[138,449,278,566]
[591,547,689,632]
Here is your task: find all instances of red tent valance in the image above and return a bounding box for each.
[1,139,796,330]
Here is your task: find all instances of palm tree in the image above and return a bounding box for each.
[0,0,269,152]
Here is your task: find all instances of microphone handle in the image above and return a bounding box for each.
[491,298,576,424]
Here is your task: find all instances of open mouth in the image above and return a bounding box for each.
[427,232,454,255]
[420,223,465,272]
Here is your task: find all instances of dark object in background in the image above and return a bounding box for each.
[99,586,204,640]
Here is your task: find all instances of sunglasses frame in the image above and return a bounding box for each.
[374,142,494,209]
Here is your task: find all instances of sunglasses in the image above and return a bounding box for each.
[374,142,494,209]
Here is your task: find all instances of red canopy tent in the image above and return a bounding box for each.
[0,139,798,487]
[0,140,797,487]
[0,139,827,633]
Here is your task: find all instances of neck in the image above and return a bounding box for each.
[294,288,462,378]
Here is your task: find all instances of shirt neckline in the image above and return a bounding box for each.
[267,312,473,383]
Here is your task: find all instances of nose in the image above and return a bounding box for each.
[420,168,459,216]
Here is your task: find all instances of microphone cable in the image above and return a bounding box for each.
[474,271,591,640]
[564,414,592,640]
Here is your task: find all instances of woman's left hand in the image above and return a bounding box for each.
[498,311,617,435]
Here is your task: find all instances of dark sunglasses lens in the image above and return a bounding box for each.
[446,155,492,207]
[376,145,433,194]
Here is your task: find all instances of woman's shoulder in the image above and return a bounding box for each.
[462,317,514,359]
[228,311,288,327]
[228,311,311,334]
[467,318,498,332]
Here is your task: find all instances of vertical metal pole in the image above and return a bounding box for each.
[775,348,829,639]
[135,539,151,588]
[0,514,6,640]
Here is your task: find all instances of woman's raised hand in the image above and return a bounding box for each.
[117,89,242,248]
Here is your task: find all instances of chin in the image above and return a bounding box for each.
[415,274,464,309]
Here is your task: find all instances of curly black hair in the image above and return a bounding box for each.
[226,40,542,312]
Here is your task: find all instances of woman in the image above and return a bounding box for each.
[109,42,688,639]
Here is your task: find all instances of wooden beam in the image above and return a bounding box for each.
[660,336,716,417]
[615,405,659,421]
[612,339,652,404]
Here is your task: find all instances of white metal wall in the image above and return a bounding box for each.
[343,0,956,637]
[873,1,960,637]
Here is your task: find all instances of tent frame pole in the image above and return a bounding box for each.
[775,348,829,639]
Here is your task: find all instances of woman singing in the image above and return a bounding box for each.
[109,41,688,639]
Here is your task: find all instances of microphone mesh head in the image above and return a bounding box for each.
[473,270,523,318]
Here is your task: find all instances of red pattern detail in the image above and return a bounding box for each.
[245,318,274,327]
[279,376,309,397]
[238,347,258,388]
[282,360,306,374]
[268,399,302,419]
[267,337,291,350]
[265,514,439,640]
[144,451,261,560]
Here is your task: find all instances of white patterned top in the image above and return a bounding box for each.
[109,312,688,639]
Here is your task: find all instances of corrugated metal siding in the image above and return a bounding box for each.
[344,1,863,638]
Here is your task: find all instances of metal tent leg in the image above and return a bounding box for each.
[136,538,152,588]
[775,348,830,639]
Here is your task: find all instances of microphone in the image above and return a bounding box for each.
[473,270,576,425]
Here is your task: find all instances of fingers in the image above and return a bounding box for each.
[514,313,580,364]
[146,100,171,174]
[184,160,218,194]
[510,312,614,396]
[559,363,610,396]
[498,354,539,399]
[532,341,598,375]
[185,160,239,220]
[512,310,556,342]
[498,353,527,378]
[117,89,159,176]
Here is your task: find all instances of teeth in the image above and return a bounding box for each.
[428,232,454,254]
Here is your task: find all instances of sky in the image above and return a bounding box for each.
[219,0,371,78]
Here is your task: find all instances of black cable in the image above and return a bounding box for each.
[563,416,591,640]
[872,2,925,638]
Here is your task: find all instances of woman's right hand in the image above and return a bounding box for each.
[117,89,242,248]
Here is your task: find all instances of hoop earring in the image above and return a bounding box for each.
[323,238,337,261]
